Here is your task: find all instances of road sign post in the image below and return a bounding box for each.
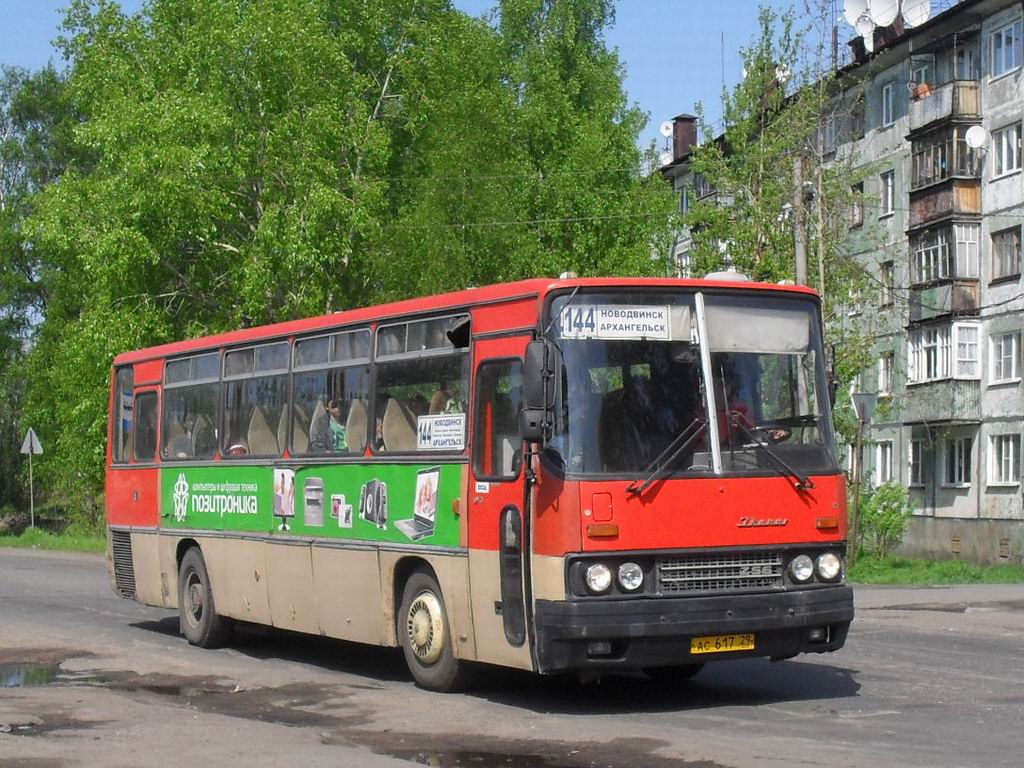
[20,428,43,529]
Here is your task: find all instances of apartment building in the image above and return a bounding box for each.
[661,0,1023,564]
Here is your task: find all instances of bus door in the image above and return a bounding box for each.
[467,337,532,670]
[108,377,162,529]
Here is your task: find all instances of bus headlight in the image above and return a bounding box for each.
[617,562,644,591]
[585,563,612,593]
[789,554,814,583]
[816,552,843,581]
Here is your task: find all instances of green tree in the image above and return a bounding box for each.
[682,6,876,443]
[17,0,674,516]
[858,481,914,558]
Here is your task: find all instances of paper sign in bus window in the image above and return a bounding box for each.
[416,413,466,451]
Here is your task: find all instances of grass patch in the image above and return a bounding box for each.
[0,527,105,553]
[850,555,1024,585]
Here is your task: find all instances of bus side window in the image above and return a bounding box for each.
[292,329,372,456]
[474,360,523,480]
[113,367,134,463]
[222,342,289,457]
[133,392,158,462]
[162,352,219,460]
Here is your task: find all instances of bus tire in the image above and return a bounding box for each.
[178,547,231,649]
[398,570,471,692]
[643,663,705,683]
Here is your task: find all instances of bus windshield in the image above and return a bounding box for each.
[545,290,838,478]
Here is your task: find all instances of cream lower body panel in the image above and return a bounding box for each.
[468,549,533,670]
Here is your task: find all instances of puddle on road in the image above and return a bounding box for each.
[1,652,726,767]
[350,734,726,768]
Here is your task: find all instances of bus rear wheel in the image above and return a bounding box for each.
[178,547,231,649]
[398,570,471,692]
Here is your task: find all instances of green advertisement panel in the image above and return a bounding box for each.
[161,462,463,548]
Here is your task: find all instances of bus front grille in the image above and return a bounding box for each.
[657,552,783,595]
[110,530,137,599]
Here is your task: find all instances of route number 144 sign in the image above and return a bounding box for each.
[558,304,670,341]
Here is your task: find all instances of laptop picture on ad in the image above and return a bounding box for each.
[396,466,440,541]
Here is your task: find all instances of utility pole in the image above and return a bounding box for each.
[794,155,807,285]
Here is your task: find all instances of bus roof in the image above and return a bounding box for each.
[113,276,820,365]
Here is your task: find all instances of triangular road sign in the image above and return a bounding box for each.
[20,427,43,455]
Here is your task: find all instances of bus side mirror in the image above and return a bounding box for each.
[520,340,559,442]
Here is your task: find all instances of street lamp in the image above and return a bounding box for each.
[849,392,877,566]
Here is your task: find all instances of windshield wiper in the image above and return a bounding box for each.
[626,417,706,497]
[730,418,814,490]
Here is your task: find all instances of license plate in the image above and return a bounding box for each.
[690,633,755,654]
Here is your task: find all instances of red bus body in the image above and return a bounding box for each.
[106,277,853,682]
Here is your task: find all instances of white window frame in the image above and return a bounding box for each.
[991,227,1022,280]
[991,19,1023,79]
[943,436,972,487]
[954,223,980,278]
[989,434,1021,486]
[954,322,981,379]
[879,170,895,217]
[878,351,894,395]
[990,331,1021,383]
[992,123,1022,178]
[875,440,894,486]
[881,82,895,127]
[909,439,925,487]
[913,229,950,283]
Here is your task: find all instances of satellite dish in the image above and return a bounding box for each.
[843,0,868,26]
[659,121,674,138]
[659,149,674,167]
[965,125,989,149]
[855,14,875,39]
[863,32,875,53]
[902,0,932,27]
[869,0,899,26]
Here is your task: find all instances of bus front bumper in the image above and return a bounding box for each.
[533,586,853,673]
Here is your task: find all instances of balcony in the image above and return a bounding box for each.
[909,180,980,228]
[909,280,979,323]
[910,130,981,191]
[903,379,980,424]
[908,80,981,134]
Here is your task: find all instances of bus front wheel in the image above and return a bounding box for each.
[178,547,231,648]
[398,570,471,692]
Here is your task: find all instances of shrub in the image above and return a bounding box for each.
[858,482,914,558]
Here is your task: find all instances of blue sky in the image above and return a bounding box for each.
[0,0,804,148]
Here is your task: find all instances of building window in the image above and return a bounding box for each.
[909,440,925,487]
[878,351,894,395]
[990,331,1021,382]
[943,436,972,487]
[908,323,981,383]
[875,440,894,486]
[954,223,980,277]
[911,62,931,89]
[879,170,894,217]
[991,19,1023,78]
[955,46,979,80]
[992,227,1022,280]
[955,323,980,378]
[912,228,949,283]
[881,82,895,127]
[879,261,894,306]
[911,225,979,283]
[850,183,864,227]
[992,123,1022,177]
[990,434,1021,485]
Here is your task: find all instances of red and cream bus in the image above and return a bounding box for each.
[106,276,853,690]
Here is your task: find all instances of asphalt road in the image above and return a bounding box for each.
[1,548,1022,768]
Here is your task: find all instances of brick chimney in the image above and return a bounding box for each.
[672,114,698,163]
